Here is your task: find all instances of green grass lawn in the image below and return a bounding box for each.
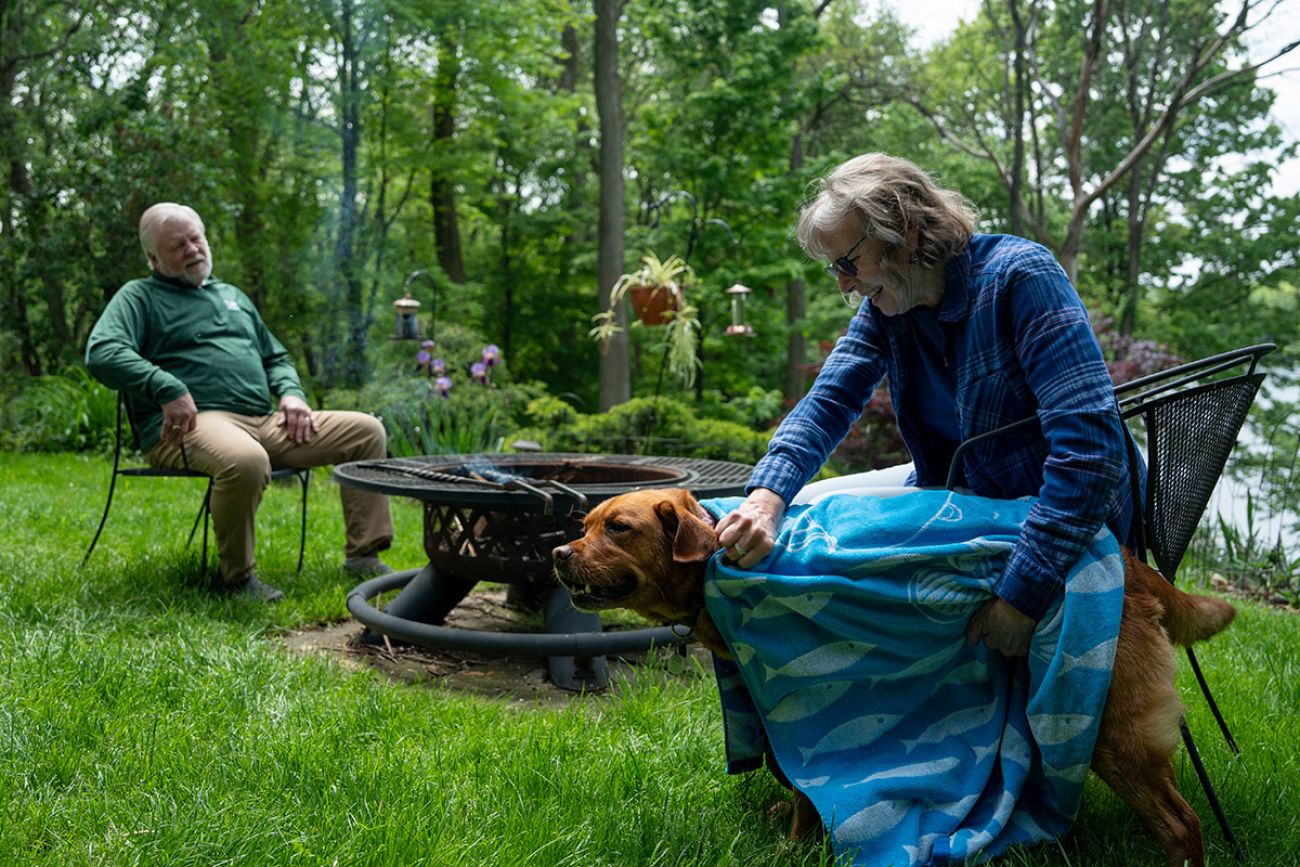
[1,452,1296,866]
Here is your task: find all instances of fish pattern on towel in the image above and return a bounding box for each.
[701,491,1124,867]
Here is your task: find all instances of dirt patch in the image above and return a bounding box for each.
[282,587,711,706]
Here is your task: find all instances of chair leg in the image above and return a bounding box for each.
[187,484,211,547]
[1181,719,1245,863]
[1186,645,1240,754]
[296,469,310,573]
[82,471,121,568]
[194,481,212,581]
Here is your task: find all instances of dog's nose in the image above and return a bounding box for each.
[553,544,573,561]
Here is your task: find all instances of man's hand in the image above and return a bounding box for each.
[160,393,199,446]
[715,487,786,569]
[965,598,1036,657]
[275,395,318,445]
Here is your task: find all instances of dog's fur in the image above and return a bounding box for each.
[553,488,1237,867]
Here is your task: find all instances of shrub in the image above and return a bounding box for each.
[515,395,770,462]
[801,335,908,474]
[324,323,546,457]
[1092,315,1181,384]
[2,367,116,453]
[692,387,784,429]
[822,384,909,474]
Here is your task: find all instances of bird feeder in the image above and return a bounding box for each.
[394,270,440,341]
[393,292,422,340]
[724,283,754,336]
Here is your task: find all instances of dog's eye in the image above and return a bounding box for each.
[604,519,633,534]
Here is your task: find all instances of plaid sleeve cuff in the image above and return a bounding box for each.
[994,544,1064,621]
[746,455,808,505]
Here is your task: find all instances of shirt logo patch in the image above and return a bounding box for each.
[225,299,242,311]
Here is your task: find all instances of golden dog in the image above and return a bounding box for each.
[552,488,1237,867]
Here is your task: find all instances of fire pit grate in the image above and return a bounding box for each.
[333,453,750,506]
[339,454,748,587]
[334,452,753,691]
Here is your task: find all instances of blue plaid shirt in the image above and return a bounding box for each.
[750,234,1137,620]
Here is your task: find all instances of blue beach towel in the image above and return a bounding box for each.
[699,490,1124,867]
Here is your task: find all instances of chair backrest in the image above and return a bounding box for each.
[112,391,199,471]
[118,392,154,454]
[1123,373,1265,580]
[944,343,1275,581]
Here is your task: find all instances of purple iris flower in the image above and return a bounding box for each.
[416,350,432,366]
[471,361,488,382]
[435,376,453,397]
[431,358,446,375]
[482,344,502,368]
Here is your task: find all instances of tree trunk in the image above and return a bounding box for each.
[0,47,42,375]
[784,130,808,402]
[1059,214,1082,285]
[555,18,591,319]
[784,276,807,401]
[1120,169,1145,336]
[335,0,366,387]
[23,195,72,358]
[499,169,518,362]
[431,33,465,285]
[594,0,629,409]
[1007,0,1027,235]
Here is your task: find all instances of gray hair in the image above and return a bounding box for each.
[796,153,976,268]
[139,203,205,256]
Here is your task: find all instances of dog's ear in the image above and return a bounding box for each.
[654,497,717,564]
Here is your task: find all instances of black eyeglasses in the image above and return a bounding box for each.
[824,230,872,279]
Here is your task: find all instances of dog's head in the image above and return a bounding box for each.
[552,487,719,622]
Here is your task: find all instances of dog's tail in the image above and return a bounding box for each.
[1126,549,1236,646]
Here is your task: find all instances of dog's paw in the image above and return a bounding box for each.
[768,799,793,823]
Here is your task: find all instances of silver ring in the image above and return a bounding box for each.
[733,544,747,557]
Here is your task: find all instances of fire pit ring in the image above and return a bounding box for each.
[347,569,685,657]
[334,453,752,691]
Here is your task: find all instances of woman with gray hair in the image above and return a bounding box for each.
[715,153,1137,654]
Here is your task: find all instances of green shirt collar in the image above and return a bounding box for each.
[149,270,214,290]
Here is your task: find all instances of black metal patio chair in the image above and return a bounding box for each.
[947,342,1276,862]
[81,392,311,575]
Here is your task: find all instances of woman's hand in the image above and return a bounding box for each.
[965,598,1036,657]
[715,488,786,569]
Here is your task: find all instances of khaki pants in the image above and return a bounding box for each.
[147,410,392,583]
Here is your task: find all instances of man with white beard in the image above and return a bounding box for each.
[87,203,393,600]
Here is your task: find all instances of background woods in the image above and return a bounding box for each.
[3,7,1300,865]
[1,0,1297,412]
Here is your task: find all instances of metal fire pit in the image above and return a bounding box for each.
[334,453,751,691]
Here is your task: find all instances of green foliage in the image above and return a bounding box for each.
[1,368,116,454]
[378,397,506,457]
[325,324,546,457]
[1205,494,1300,607]
[516,394,770,462]
[693,387,785,429]
[1,0,1298,444]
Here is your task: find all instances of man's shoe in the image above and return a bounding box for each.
[343,554,395,577]
[220,574,285,603]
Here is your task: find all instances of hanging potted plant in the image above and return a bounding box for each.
[612,253,695,326]
[590,252,701,389]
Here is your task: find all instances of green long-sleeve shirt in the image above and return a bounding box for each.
[85,272,307,453]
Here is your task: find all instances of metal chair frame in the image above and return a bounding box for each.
[946,342,1276,862]
[82,392,310,575]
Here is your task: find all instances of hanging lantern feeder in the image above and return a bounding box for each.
[724,283,754,337]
